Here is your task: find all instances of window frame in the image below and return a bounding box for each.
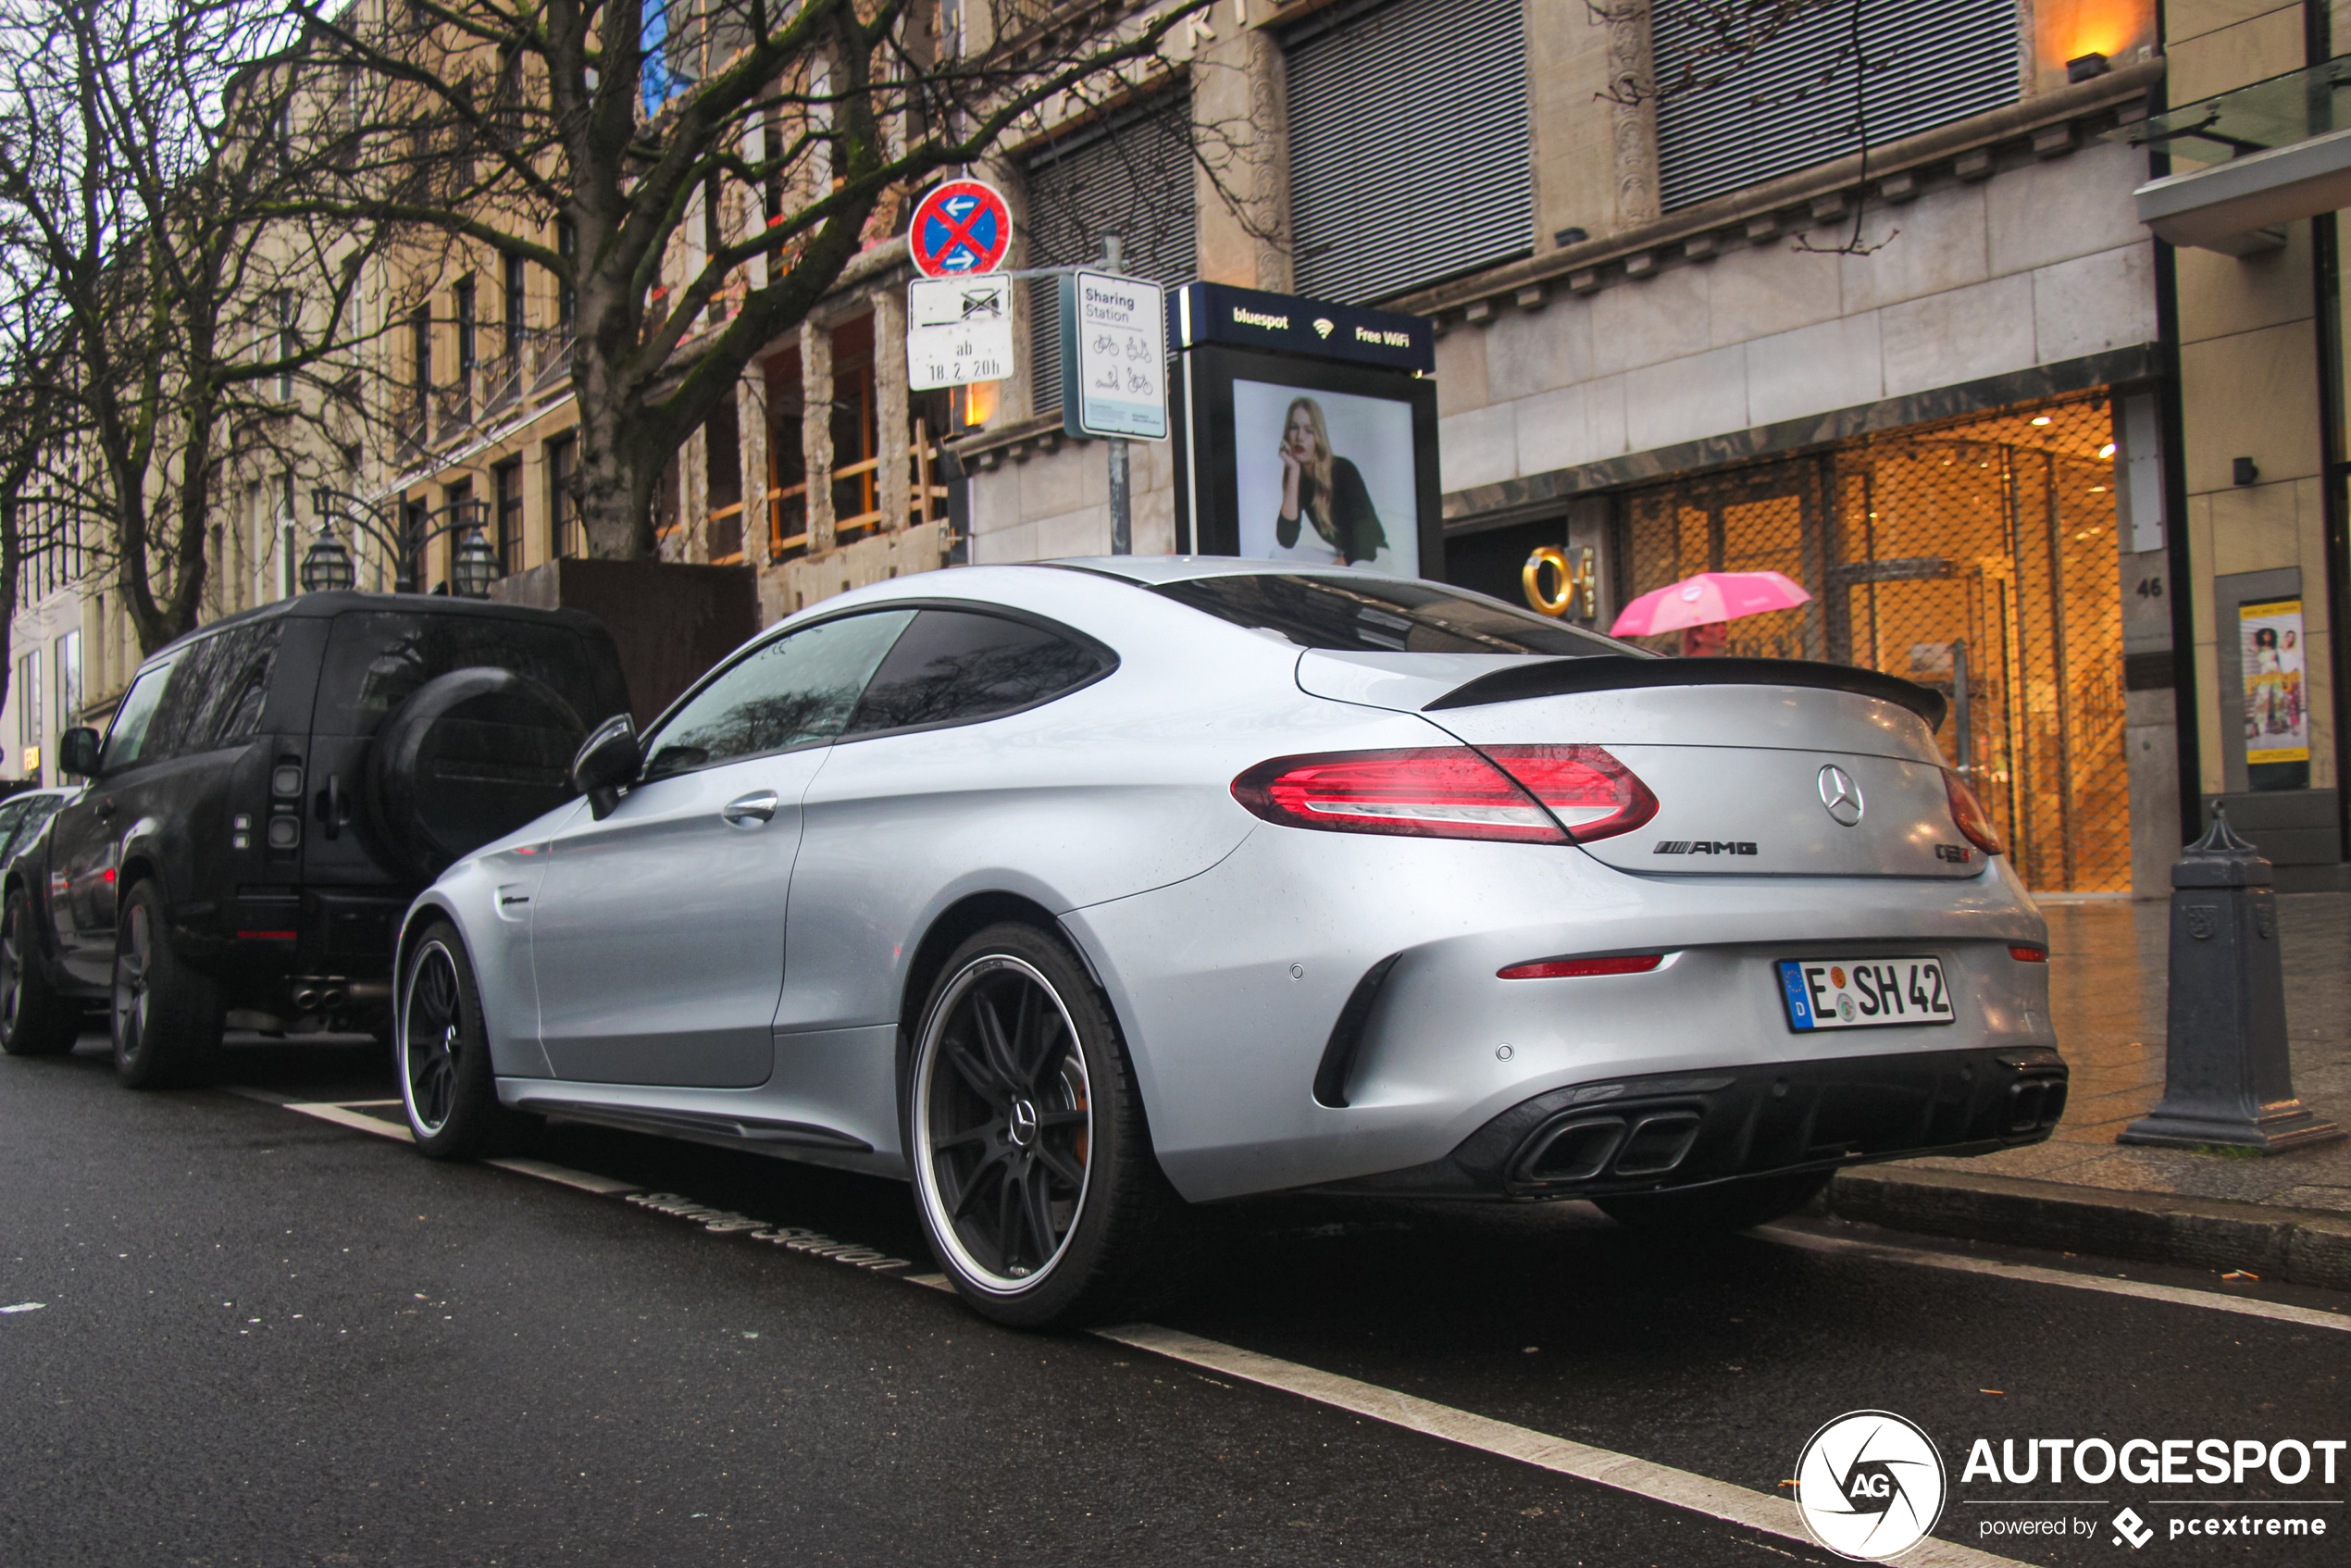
[636,600,1120,778]
[635,607,921,782]
[836,604,1121,747]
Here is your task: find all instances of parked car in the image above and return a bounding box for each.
[0,787,72,866]
[0,592,628,1083]
[395,560,2064,1327]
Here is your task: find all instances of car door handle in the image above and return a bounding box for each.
[94,799,117,823]
[720,791,780,828]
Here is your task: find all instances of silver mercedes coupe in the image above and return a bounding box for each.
[392,559,2064,1326]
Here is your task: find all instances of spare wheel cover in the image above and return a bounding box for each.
[366,666,585,882]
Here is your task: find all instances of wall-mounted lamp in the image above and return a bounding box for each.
[2066,53,2111,84]
[2233,456,2260,487]
[1553,227,1589,249]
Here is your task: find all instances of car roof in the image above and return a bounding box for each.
[1044,556,1399,587]
[144,591,611,662]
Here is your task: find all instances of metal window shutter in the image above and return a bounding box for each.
[1283,0,1530,305]
[1655,0,2018,212]
[1023,91,1197,415]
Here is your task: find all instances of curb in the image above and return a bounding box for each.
[1820,1165,2351,1292]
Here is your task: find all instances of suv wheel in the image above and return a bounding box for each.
[112,880,223,1088]
[398,923,518,1159]
[0,886,81,1056]
[1592,1169,1832,1234]
[906,923,1179,1329]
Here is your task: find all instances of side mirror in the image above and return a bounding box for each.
[58,728,102,779]
[571,713,641,820]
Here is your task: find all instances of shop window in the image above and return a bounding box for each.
[1615,395,2126,892]
[909,386,953,529]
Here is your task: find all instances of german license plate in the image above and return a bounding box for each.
[1777,956,1955,1031]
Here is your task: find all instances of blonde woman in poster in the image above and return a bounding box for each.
[1275,396,1387,566]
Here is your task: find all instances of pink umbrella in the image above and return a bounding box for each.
[1610,570,1812,638]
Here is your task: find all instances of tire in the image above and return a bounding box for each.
[364,668,587,884]
[1593,1168,1833,1234]
[0,886,81,1057]
[398,922,519,1159]
[907,923,1180,1329]
[112,879,223,1089]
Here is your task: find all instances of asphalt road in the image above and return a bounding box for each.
[4,1033,2345,1568]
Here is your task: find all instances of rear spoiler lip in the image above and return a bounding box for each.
[1422,654,1948,731]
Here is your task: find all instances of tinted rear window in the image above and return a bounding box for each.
[1153,574,1630,656]
[845,609,1113,736]
[317,612,628,736]
[150,621,282,759]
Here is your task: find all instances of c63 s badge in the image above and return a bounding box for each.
[1795,1410,1947,1562]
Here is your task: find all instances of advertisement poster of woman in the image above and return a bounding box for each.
[1232,380,1418,576]
[2240,598,2309,783]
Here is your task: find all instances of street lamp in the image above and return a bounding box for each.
[309,486,497,595]
[299,528,356,593]
[451,528,500,599]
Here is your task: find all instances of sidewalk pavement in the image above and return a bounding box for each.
[1818,892,2351,1289]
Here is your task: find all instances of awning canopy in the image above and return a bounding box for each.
[2109,57,2351,255]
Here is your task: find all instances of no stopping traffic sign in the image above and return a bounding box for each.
[909,180,1013,277]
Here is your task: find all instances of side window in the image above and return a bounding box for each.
[845,609,1113,736]
[100,663,176,774]
[642,610,915,780]
[0,801,29,859]
[7,795,60,856]
[150,623,282,759]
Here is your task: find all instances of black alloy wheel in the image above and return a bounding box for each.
[111,879,222,1088]
[397,922,517,1159]
[908,924,1178,1328]
[0,887,80,1056]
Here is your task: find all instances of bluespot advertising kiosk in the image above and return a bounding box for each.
[1168,283,1442,579]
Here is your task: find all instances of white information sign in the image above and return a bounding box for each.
[1064,270,1166,441]
[906,275,1014,391]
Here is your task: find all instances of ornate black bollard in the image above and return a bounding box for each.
[2121,812,2343,1151]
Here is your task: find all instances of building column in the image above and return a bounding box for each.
[739,361,771,568]
[802,317,836,554]
[1192,17,1292,291]
[873,284,912,530]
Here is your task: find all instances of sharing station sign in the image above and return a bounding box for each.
[1059,271,1166,442]
[906,180,1014,392]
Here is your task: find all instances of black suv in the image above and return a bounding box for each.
[0,592,628,1084]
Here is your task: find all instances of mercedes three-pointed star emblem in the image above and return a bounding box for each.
[1818,764,1864,828]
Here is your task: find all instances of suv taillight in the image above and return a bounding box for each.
[1232,745,1656,845]
[1945,769,2006,856]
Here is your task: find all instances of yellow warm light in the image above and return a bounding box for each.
[2051,0,2143,66]
[962,380,1000,427]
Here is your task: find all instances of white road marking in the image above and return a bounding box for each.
[1,1301,46,1313]
[1759,1226,2351,1333]
[484,1157,641,1195]
[1091,1322,2024,1568]
[282,1101,413,1142]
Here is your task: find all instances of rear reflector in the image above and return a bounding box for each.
[2009,945,2047,963]
[1232,745,1655,845]
[1498,954,1664,979]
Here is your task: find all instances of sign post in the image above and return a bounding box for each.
[1056,242,1166,554]
[906,275,1014,390]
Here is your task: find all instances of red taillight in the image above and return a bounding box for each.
[1231,745,1657,845]
[1233,748,1565,842]
[1498,953,1663,979]
[2009,945,2046,963]
[1945,770,2007,857]
[1481,746,1659,842]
